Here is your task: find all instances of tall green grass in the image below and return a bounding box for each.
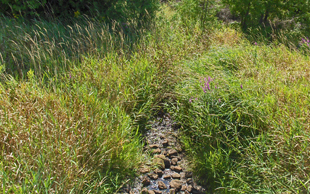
[172,27,310,193]
[0,5,211,193]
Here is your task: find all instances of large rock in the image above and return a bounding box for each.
[154,155,170,168]
[169,180,182,190]
[170,166,182,172]
[171,173,181,179]
[153,158,165,170]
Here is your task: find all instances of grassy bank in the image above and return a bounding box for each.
[0,5,210,193]
[1,2,310,193]
[172,27,310,192]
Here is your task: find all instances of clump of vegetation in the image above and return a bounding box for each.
[172,27,310,192]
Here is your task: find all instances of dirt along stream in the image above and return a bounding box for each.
[120,114,206,194]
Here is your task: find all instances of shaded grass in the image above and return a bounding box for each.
[171,27,310,193]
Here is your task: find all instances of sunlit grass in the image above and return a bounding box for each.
[172,27,310,193]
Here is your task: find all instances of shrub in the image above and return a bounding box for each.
[222,0,310,32]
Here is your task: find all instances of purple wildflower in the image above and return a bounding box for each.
[240,84,243,89]
[254,42,257,45]
[69,74,71,79]
[219,99,221,102]
[189,98,192,103]
[208,76,211,83]
[195,98,198,100]
[207,82,210,90]
[215,86,217,89]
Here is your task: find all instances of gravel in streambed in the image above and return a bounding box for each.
[120,114,206,194]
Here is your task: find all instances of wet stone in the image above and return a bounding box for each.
[148,173,159,180]
[171,158,178,165]
[170,180,182,190]
[148,190,155,194]
[187,185,193,192]
[152,148,161,154]
[149,144,160,149]
[153,190,162,194]
[170,166,182,172]
[155,154,165,159]
[163,174,171,179]
[181,185,187,191]
[139,167,150,174]
[158,181,167,190]
[171,173,181,179]
[142,188,148,194]
[142,176,151,186]
[169,189,176,194]
[154,169,163,176]
[153,158,165,170]
[167,149,178,158]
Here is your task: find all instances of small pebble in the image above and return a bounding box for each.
[149,144,160,149]
[148,173,159,180]
[163,174,171,179]
[139,167,150,174]
[152,148,161,154]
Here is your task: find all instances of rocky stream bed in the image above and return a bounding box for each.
[120,114,206,194]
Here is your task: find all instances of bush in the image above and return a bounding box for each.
[222,0,310,32]
[176,0,219,28]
